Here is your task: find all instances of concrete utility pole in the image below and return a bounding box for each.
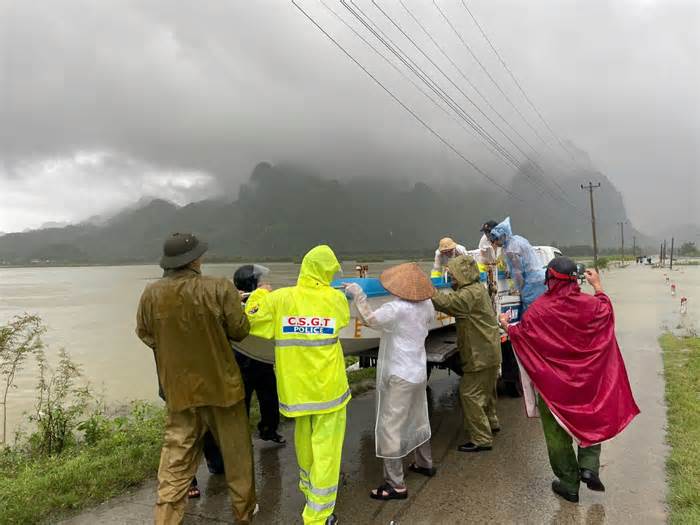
[581,182,601,269]
[617,221,626,265]
[633,236,637,260]
[663,239,667,266]
[670,237,675,271]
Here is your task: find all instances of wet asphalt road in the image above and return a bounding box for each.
[65,265,686,524]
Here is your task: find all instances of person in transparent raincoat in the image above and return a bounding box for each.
[345,263,437,501]
[489,217,547,311]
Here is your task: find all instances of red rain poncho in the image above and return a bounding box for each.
[508,278,640,447]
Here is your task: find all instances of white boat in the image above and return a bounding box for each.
[232,277,456,364]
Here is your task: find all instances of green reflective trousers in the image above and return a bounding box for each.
[538,396,601,493]
[294,408,347,524]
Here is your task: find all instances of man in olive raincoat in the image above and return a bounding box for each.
[136,233,256,524]
[432,255,502,452]
[245,245,350,525]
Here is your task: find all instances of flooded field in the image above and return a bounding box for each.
[1,262,697,441]
[0,260,428,438]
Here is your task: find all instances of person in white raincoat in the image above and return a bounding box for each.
[345,263,436,501]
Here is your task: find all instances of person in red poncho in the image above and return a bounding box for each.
[499,256,639,503]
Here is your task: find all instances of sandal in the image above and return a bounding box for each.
[188,485,201,499]
[408,463,436,477]
[370,483,408,501]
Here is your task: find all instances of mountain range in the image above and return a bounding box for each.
[0,161,655,265]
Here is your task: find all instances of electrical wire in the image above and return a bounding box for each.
[460,0,576,161]
[289,0,519,198]
[369,0,577,207]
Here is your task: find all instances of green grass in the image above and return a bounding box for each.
[0,402,164,524]
[660,333,700,524]
[0,367,377,524]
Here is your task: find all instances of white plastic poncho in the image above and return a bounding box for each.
[348,285,433,459]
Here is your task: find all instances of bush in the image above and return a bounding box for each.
[1,314,45,445]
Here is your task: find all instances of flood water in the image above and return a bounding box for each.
[0,260,429,439]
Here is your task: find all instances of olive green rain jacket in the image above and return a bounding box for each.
[136,268,250,412]
[431,255,501,373]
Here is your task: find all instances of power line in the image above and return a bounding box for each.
[432,1,550,150]
[395,0,578,207]
[318,0,522,172]
[367,0,577,207]
[432,0,581,203]
[290,0,518,197]
[344,0,526,172]
[398,0,539,161]
[459,0,575,161]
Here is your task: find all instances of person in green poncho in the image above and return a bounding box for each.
[432,255,502,452]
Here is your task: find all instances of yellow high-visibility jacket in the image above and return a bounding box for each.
[245,245,351,418]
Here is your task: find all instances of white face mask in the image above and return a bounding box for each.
[332,268,344,282]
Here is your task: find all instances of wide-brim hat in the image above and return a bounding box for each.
[159,233,209,270]
[380,263,435,302]
[438,237,457,252]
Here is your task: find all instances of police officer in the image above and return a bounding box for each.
[246,245,349,525]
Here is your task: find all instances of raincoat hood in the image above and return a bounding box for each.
[489,217,513,243]
[298,245,341,288]
[447,255,481,288]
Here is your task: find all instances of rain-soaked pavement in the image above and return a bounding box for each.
[65,265,694,524]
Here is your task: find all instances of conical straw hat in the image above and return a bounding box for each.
[380,263,435,302]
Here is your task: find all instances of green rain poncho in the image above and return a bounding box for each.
[431,255,501,373]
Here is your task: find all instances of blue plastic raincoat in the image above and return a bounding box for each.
[490,217,546,310]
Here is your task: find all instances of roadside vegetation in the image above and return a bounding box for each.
[0,314,376,524]
[660,332,700,524]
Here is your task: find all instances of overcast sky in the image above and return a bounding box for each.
[0,0,698,234]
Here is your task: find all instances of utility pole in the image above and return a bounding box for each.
[663,239,667,266]
[633,236,637,261]
[659,243,663,265]
[617,221,626,266]
[670,237,675,271]
[581,182,601,269]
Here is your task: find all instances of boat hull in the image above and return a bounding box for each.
[233,288,455,364]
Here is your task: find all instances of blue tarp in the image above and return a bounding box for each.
[332,277,453,298]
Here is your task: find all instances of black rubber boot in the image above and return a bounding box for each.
[551,480,579,503]
[580,469,606,492]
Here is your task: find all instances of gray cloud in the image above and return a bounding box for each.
[0,0,698,233]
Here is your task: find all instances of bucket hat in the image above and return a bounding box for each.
[159,233,208,270]
[438,237,457,252]
[380,262,435,302]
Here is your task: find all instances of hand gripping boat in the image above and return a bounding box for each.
[231,277,456,365]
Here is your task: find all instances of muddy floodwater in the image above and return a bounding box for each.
[0,260,432,438]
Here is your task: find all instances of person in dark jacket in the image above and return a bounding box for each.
[233,264,286,444]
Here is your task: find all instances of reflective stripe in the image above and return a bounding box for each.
[305,498,336,513]
[300,479,338,497]
[299,468,310,479]
[275,337,338,348]
[279,389,350,414]
[309,484,338,497]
